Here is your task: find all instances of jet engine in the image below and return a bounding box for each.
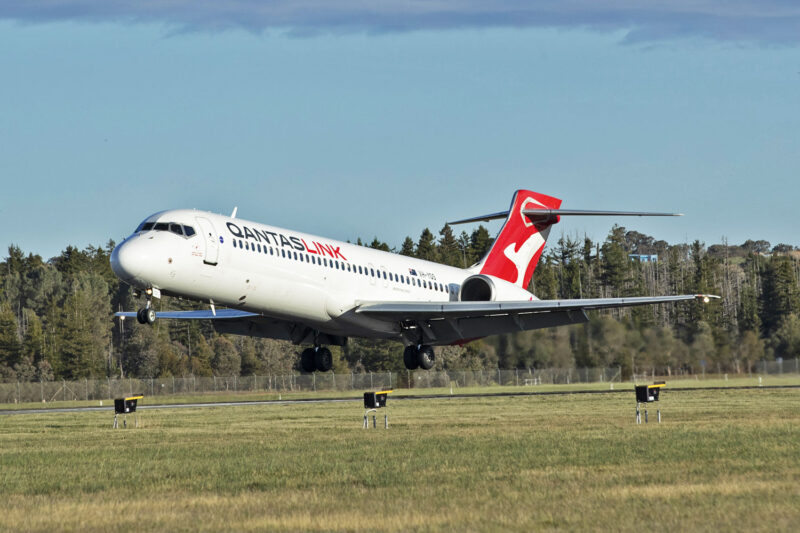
[459,274,496,302]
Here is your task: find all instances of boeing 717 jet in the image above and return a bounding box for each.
[111,189,717,372]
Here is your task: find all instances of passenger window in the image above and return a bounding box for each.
[183,225,196,237]
[281,249,286,258]
[358,266,363,274]
[370,268,375,276]
[257,244,261,253]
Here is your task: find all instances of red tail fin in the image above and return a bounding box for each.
[475,190,562,288]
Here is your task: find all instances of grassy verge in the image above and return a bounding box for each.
[1,387,798,531]
[1,374,798,411]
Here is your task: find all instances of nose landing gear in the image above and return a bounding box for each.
[136,307,157,325]
[136,290,157,325]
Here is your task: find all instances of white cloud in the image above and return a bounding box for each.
[2,1,799,43]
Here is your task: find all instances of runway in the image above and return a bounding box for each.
[1,384,798,416]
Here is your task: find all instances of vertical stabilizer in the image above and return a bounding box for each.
[473,190,562,288]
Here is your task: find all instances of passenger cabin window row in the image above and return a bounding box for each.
[231,238,450,294]
[135,221,196,237]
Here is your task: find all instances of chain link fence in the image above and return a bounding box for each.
[0,359,796,405]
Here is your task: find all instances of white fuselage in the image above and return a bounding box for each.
[110,209,534,342]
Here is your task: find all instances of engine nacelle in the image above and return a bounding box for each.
[459,275,496,302]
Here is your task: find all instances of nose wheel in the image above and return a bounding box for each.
[136,307,157,325]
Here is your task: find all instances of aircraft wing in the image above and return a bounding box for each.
[114,309,259,320]
[355,294,718,345]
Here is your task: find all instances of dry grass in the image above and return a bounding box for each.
[1,388,798,532]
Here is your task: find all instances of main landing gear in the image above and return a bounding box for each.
[403,345,435,371]
[300,346,333,373]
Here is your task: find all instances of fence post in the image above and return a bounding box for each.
[16,381,20,404]
[388,371,392,389]
[85,378,89,401]
[313,372,316,392]
[370,372,373,389]
[40,380,44,403]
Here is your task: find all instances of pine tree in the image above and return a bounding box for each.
[399,237,416,257]
[416,228,437,262]
[438,224,461,267]
[0,306,21,373]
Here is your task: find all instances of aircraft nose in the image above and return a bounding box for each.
[110,238,144,282]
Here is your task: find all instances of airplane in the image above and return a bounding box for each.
[111,189,718,372]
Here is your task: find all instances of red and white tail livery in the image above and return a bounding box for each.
[473,189,561,288]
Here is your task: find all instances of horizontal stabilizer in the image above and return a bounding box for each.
[449,209,682,225]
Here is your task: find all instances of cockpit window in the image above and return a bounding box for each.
[135,221,155,232]
[136,220,196,238]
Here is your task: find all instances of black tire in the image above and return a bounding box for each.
[417,345,435,370]
[403,345,419,370]
[300,348,316,373]
[136,309,147,324]
[314,347,333,372]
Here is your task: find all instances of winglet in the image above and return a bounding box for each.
[696,294,721,304]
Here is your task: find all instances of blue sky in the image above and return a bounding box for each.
[1,2,799,260]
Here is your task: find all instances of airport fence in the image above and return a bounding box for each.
[0,359,797,405]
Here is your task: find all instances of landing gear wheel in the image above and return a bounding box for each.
[136,308,156,325]
[314,347,333,372]
[300,348,316,373]
[403,346,420,370]
[417,345,435,370]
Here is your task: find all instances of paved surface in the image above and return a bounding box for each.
[1,384,798,416]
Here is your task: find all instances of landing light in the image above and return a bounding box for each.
[703,296,710,304]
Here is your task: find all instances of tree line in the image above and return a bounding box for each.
[1,224,798,382]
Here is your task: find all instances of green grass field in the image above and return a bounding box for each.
[2,387,799,532]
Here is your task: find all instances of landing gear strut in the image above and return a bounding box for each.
[301,346,333,373]
[136,292,156,325]
[403,345,435,370]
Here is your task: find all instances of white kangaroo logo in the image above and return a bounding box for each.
[503,233,545,286]
[502,196,548,286]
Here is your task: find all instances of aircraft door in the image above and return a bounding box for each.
[196,217,220,265]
